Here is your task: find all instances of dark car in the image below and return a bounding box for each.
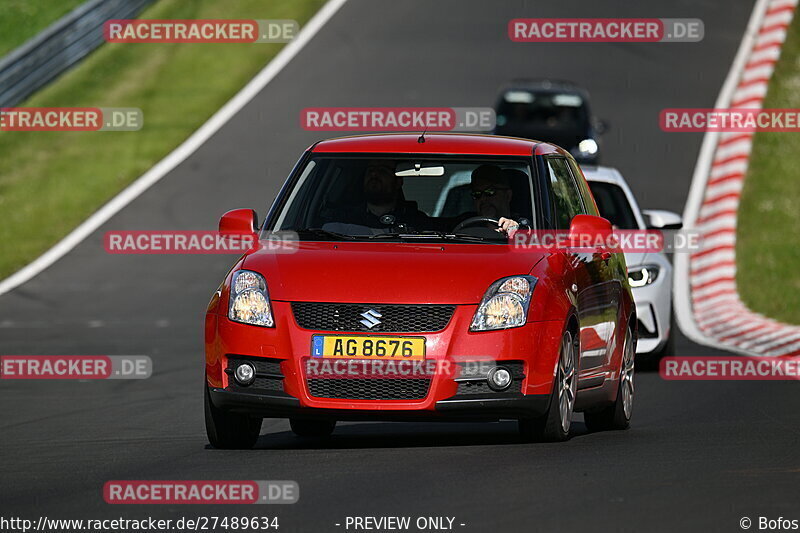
[493,80,606,164]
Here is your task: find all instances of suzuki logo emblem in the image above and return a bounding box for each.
[359,309,382,329]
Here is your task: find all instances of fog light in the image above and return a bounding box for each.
[234,362,256,385]
[488,367,512,391]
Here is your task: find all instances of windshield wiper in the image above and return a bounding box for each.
[442,233,493,242]
[360,231,491,243]
[296,228,356,240]
[297,229,498,243]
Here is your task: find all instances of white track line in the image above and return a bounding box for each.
[0,0,348,297]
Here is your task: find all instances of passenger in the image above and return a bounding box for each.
[338,160,431,230]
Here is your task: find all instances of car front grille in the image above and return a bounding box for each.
[307,378,431,400]
[291,302,455,333]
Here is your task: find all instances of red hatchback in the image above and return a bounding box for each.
[204,133,636,448]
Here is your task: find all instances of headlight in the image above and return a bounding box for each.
[228,270,274,327]
[578,138,599,156]
[470,276,537,331]
[627,265,660,288]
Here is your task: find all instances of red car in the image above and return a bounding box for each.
[204,133,636,448]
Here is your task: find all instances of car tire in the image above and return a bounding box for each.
[204,383,262,449]
[519,330,577,442]
[584,326,634,432]
[290,419,336,438]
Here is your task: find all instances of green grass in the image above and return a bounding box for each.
[736,12,800,324]
[0,0,325,279]
[0,0,88,56]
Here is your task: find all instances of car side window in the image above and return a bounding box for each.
[546,157,586,229]
[567,159,599,217]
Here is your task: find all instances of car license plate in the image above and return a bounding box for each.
[311,335,426,360]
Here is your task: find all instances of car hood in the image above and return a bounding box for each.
[242,241,546,304]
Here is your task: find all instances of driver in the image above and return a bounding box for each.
[339,160,431,229]
[469,164,521,234]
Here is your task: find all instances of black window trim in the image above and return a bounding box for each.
[565,157,598,217]
[263,151,542,234]
[542,155,588,229]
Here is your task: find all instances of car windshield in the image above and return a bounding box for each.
[270,155,535,242]
[496,90,589,132]
[587,181,639,229]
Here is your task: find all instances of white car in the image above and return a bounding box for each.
[582,166,681,358]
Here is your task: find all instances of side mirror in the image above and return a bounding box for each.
[595,119,609,135]
[642,209,682,230]
[219,208,258,236]
[568,214,614,255]
[569,214,613,235]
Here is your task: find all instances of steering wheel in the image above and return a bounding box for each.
[452,216,501,232]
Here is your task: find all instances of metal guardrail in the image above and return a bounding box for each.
[0,0,155,108]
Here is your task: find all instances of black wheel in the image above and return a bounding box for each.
[585,326,634,432]
[204,384,262,449]
[290,418,336,438]
[519,330,577,442]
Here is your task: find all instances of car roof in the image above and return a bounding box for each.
[581,165,625,185]
[310,133,571,157]
[500,79,588,96]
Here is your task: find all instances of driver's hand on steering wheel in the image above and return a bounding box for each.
[497,217,520,235]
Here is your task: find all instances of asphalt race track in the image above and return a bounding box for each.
[1,1,798,531]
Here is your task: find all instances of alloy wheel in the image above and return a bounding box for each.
[557,332,577,433]
[621,329,635,419]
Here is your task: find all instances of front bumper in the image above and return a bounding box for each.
[631,271,672,354]
[209,387,551,421]
[205,302,564,420]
